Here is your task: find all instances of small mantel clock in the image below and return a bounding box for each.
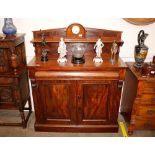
[66,23,86,38]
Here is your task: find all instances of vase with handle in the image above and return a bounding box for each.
[134,30,149,68]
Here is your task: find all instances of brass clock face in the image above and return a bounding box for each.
[72,25,80,34]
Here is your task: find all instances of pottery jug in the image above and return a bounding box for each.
[134,30,148,68]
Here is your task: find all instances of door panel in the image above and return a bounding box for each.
[83,84,109,119]
[45,83,70,119]
[77,80,118,125]
[0,85,17,108]
[37,80,76,125]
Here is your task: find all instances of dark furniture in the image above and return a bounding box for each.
[121,62,155,135]
[28,23,126,132]
[0,34,32,128]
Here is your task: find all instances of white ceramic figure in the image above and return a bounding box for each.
[57,38,68,63]
[93,38,104,63]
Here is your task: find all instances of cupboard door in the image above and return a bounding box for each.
[77,80,119,125]
[36,80,76,125]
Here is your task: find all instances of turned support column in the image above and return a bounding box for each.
[10,47,19,75]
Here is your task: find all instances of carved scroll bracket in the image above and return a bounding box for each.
[118,80,124,89]
[31,79,38,89]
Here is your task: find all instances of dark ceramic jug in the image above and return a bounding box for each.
[2,18,17,35]
[134,30,148,68]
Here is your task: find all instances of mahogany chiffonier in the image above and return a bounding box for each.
[0,34,32,128]
[120,62,155,135]
[28,23,127,132]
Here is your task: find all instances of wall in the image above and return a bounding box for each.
[1,18,155,110]
[0,18,155,63]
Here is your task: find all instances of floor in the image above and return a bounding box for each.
[0,110,155,137]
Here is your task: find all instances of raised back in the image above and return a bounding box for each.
[31,23,123,60]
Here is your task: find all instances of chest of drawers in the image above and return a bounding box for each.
[120,62,155,135]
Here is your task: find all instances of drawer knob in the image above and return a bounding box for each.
[144,122,152,128]
[152,98,155,102]
[77,96,81,101]
[147,109,155,115]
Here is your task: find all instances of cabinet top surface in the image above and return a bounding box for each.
[0,33,25,48]
[28,55,127,71]
[0,33,25,42]
[127,62,155,81]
